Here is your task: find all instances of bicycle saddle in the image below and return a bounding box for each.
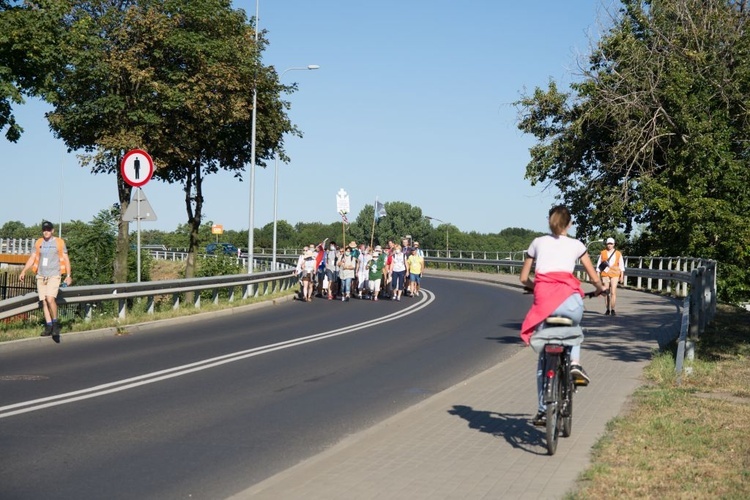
[544,316,575,326]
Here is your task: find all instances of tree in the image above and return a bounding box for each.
[0,220,32,239]
[516,0,750,302]
[64,206,152,285]
[11,0,297,282]
[351,201,432,248]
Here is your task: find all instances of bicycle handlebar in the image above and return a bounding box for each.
[523,287,609,298]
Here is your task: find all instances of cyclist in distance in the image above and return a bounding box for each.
[519,205,605,425]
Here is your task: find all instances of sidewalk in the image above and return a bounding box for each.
[234,272,683,499]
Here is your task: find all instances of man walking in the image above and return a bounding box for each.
[19,221,73,342]
[597,237,625,315]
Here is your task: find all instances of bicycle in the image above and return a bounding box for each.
[530,290,602,455]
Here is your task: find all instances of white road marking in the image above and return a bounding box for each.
[0,290,435,419]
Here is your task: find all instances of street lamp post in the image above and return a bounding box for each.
[272,65,320,271]
[247,0,260,274]
[425,216,449,257]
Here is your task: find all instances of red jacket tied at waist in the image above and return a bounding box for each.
[520,272,584,345]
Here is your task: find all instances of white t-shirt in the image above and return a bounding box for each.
[526,234,586,274]
[391,252,407,272]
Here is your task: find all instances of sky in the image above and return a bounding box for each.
[0,0,616,236]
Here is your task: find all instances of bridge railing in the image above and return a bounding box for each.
[0,238,36,255]
[0,251,716,367]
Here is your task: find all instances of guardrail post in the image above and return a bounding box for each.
[172,293,180,310]
[689,269,701,342]
[118,299,127,319]
[675,295,690,380]
[696,266,706,338]
[146,296,155,314]
[707,261,717,323]
[656,258,662,291]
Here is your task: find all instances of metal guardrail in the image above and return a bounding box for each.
[0,267,297,322]
[423,255,718,377]
[0,250,717,371]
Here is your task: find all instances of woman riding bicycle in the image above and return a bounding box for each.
[519,205,604,425]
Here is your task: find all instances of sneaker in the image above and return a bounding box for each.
[341,296,345,302]
[605,309,611,315]
[532,411,546,426]
[397,296,401,301]
[41,323,53,337]
[570,364,591,386]
[611,309,616,316]
[52,322,62,343]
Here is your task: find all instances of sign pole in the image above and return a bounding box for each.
[137,188,142,282]
[336,188,350,251]
[120,149,155,284]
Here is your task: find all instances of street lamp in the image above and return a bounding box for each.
[425,216,449,257]
[272,64,319,271]
[586,238,604,261]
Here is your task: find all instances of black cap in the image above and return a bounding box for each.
[41,221,54,231]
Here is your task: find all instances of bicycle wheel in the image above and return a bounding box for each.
[561,368,573,438]
[545,374,560,455]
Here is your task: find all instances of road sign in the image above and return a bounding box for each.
[121,149,154,187]
[122,189,158,221]
[336,188,350,214]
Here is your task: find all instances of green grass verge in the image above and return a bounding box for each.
[570,304,750,499]
[0,288,297,343]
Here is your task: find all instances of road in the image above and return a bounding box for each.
[0,277,529,499]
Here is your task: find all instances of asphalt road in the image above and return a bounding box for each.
[0,277,530,500]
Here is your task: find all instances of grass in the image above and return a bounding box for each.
[0,260,296,343]
[570,303,750,499]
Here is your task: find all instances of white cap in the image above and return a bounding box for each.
[606,237,615,244]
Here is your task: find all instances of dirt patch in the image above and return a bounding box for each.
[150,260,184,280]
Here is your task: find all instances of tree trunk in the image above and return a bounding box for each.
[114,175,132,283]
[183,163,203,307]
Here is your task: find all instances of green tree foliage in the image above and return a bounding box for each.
[63,206,151,285]
[350,201,433,248]
[516,0,750,302]
[293,222,338,249]
[257,220,296,250]
[0,220,35,239]
[5,0,296,283]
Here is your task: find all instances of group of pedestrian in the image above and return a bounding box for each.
[293,237,425,303]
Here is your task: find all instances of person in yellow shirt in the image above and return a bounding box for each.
[596,237,625,315]
[407,248,424,297]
